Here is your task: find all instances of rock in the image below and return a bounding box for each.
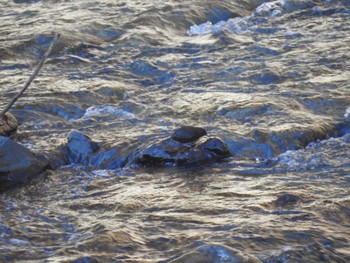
[171,126,207,143]
[64,130,99,165]
[0,112,18,136]
[276,193,299,207]
[128,132,232,167]
[169,244,261,263]
[0,136,48,190]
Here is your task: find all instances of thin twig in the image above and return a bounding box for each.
[0,33,61,120]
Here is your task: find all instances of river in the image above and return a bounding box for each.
[0,0,350,262]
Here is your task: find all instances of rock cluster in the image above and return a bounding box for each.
[0,125,231,190]
[62,126,232,168]
[130,133,232,167]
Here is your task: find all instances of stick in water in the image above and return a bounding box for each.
[0,33,61,120]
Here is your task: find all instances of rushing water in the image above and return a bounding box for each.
[1,0,350,262]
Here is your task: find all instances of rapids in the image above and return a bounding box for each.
[0,0,350,262]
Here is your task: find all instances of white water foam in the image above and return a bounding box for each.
[187,0,329,36]
[83,105,135,118]
[255,0,285,16]
[344,107,350,118]
[91,169,113,177]
[188,0,286,36]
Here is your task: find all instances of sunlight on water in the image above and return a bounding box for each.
[0,0,349,262]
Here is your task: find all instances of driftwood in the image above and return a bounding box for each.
[0,33,60,120]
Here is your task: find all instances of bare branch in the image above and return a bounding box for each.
[0,33,61,120]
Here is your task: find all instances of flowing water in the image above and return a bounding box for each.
[1,0,350,262]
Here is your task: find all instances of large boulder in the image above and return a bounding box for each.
[0,112,17,136]
[0,136,49,190]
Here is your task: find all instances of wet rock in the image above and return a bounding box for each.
[61,131,125,168]
[128,130,232,167]
[0,136,48,190]
[169,244,261,263]
[64,130,99,165]
[0,112,18,136]
[171,126,207,143]
[276,194,299,207]
[89,148,119,168]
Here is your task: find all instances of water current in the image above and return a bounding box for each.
[0,0,350,262]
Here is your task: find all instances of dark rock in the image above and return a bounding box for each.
[0,112,18,136]
[171,126,207,143]
[276,193,299,207]
[64,130,99,165]
[0,136,48,190]
[169,244,261,263]
[198,137,231,157]
[128,135,232,167]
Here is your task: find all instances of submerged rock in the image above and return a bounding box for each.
[0,136,48,190]
[0,112,18,136]
[169,244,261,263]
